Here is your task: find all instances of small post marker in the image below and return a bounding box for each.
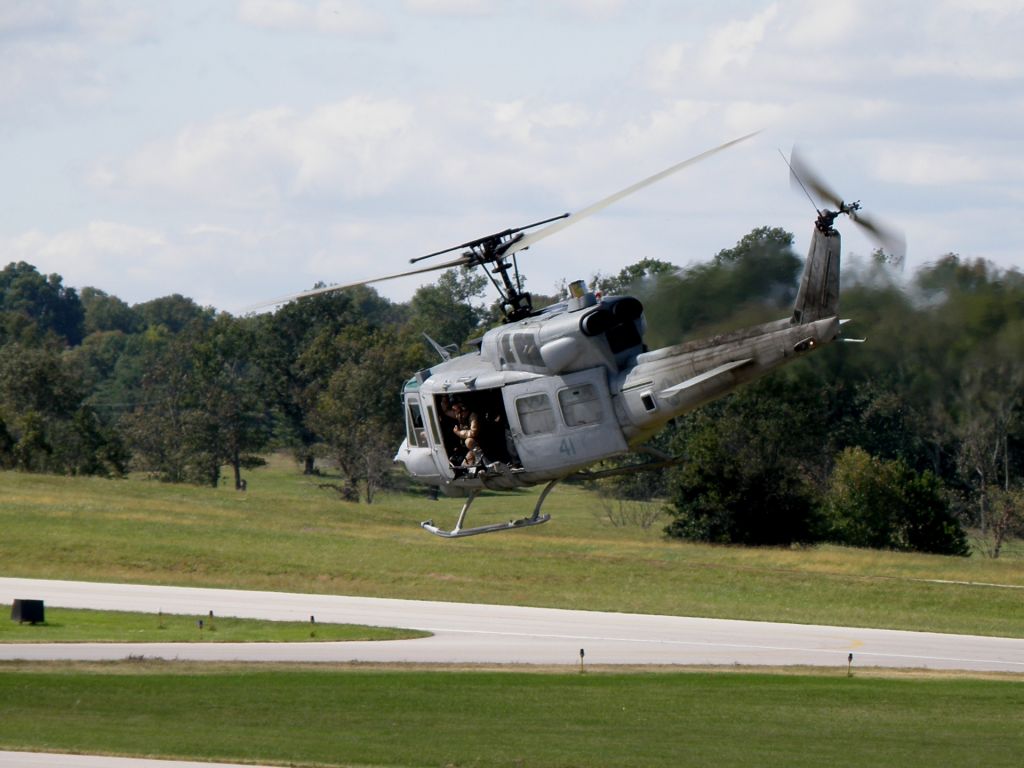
[310,615,316,624]
[579,648,586,674]
[197,619,204,631]
[847,652,854,677]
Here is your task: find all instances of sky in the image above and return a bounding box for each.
[2,0,1023,315]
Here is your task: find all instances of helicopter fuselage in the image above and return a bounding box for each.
[395,225,842,498]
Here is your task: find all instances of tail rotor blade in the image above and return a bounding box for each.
[854,210,906,262]
[788,145,906,262]
[789,145,843,210]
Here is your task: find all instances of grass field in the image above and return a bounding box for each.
[0,605,426,643]
[0,663,1021,768]
[1,457,1022,637]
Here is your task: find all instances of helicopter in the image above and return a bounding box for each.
[259,135,904,538]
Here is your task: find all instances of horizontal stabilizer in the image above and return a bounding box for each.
[659,358,753,397]
[839,319,865,342]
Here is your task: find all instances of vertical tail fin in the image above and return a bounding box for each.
[792,217,840,325]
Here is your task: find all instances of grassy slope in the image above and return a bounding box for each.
[0,666,1021,768]
[1,457,1023,637]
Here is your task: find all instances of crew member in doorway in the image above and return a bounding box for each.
[441,395,483,466]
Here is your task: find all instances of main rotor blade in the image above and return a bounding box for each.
[501,131,760,258]
[244,252,473,312]
[789,145,843,210]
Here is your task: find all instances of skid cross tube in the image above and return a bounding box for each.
[421,479,559,538]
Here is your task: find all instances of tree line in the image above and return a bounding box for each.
[1,225,1022,557]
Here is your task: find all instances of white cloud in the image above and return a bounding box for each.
[3,222,172,295]
[644,41,690,92]
[0,4,64,34]
[0,1,153,42]
[402,0,493,16]
[700,3,779,77]
[99,98,421,207]
[487,100,590,146]
[941,0,1024,16]
[73,1,155,44]
[237,0,390,36]
[896,0,1024,80]
[871,144,990,186]
[784,0,861,47]
[2,220,316,311]
[0,2,154,121]
[545,0,627,21]
[891,53,1024,80]
[5,0,1024,315]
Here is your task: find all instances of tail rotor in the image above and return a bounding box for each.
[787,146,906,264]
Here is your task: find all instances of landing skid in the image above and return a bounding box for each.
[421,479,559,539]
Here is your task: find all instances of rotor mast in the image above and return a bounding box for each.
[411,213,570,322]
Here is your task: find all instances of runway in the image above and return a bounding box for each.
[2,577,1022,672]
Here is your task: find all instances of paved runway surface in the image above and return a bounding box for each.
[3,577,1022,672]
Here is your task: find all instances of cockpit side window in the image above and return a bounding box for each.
[406,400,427,447]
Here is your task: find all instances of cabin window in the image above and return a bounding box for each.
[558,384,603,427]
[640,391,656,412]
[516,394,556,435]
[406,401,427,447]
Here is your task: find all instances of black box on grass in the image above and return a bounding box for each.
[11,599,45,624]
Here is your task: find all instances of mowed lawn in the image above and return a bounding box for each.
[0,605,426,643]
[0,665,1021,768]
[1,457,1023,637]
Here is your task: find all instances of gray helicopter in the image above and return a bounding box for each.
[261,136,904,538]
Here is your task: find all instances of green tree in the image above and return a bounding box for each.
[641,227,802,347]
[825,447,968,556]
[189,315,272,489]
[133,294,212,334]
[80,287,141,335]
[0,342,125,475]
[407,267,488,349]
[664,370,829,546]
[119,331,195,482]
[591,257,677,297]
[307,325,413,503]
[982,486,1024,558]
[0,261,85,345]
[122,315,270,487]
[255,285,397,474]
[0,414,14,469]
